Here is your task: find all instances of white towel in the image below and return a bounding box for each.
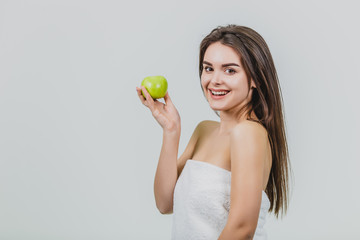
[171,159,270,240]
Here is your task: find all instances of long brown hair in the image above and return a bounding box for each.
[199,24,292,219]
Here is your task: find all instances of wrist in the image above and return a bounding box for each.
[163,126,181,137]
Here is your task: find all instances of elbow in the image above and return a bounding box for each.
[243,231,255,240]
[158,207,173,215]
[156,202,173,215]
[154,193,174,214]
[234,224,256,240]
[161,209,173,215]
[231,228,255,240]
[222,222,256,240]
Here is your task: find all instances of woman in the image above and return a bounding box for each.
[136,24,291,240]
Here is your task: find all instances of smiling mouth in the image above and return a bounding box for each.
[209,89,230,96]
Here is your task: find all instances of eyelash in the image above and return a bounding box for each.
[225,69,236,74]
[204,66,212,72]
[204,66,236,74]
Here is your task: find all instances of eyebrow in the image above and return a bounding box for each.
[203,61,240,67]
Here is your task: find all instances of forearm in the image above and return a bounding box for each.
[218,223,254,240]
[154,129,181,214]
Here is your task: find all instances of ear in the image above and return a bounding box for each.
[250,79,256,89]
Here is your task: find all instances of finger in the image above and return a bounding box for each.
[163,91,173,105]
[137,87,154,109]
[141,86,155,110]
[136,86,147,105]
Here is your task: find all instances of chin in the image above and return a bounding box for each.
[209,105,227,111]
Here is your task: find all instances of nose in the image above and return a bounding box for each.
[210,71,223,86]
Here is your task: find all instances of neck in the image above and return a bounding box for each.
[217,110,254,135]
[215,87,258,135]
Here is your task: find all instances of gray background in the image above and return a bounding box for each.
[1,0,359,239]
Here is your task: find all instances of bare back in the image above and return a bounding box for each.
[177,120,272,191]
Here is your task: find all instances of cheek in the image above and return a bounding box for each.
[200,76,209,88]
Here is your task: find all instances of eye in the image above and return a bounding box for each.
[225,68,236,74]
[204,66,213,72]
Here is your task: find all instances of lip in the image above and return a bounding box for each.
[209,88,230,92]
[209,89,230,100]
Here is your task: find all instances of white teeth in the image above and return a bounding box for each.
[210,90,229,96]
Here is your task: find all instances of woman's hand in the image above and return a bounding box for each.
[136,86,181,133]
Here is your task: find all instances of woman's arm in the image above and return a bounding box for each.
[154,121,204,214]
[154,129,181,214]
[218,121,269,240]
[136,86,183,214]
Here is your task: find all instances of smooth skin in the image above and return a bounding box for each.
[136,41,272,240]
[136,85,182,214]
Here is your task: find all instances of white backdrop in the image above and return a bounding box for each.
[1,0,359,239]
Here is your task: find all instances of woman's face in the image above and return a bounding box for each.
[201,41,256,112]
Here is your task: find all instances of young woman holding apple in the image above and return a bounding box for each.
[136,24,291,240]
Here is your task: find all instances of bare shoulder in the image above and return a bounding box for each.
[198,119,219,127]
[231,120,269,143]
[196,120,219,135]
[176,120,219,178]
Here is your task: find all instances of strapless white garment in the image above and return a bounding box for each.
[171,159,270,240]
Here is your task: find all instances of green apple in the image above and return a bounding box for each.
[141,75,168,99]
